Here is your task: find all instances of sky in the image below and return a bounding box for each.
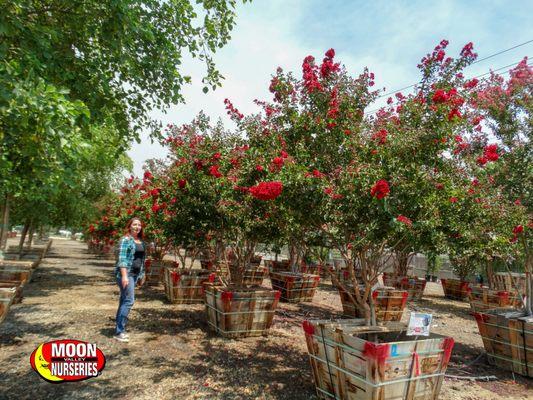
[128,0,533,176]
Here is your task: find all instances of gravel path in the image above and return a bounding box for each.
[0,239,531,399]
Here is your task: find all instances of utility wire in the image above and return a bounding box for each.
[376,39,533,99]
[365,58,532,116]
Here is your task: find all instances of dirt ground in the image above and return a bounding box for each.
[0,238,531,400]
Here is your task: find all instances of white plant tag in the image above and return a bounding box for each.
[407,312,433,336]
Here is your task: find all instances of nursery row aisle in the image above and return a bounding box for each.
[0,238,531,400]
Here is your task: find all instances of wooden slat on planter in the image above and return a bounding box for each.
[467,286,523,312]
[0,268,32,285]
[339,287,408,322]
[0,260,38,270]
[440,279,470,301]
[303,319,455,400]
[203,283,280,338]
[162,268,215,304]
[382,273,426,300]
[473,310,532,377]
[270,272,320,302]
[0,287,16,324]
[0,282,23,303]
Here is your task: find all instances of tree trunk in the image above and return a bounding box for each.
[27,223,35,249]
[18,219,31,258]
[486,259,495,289]
[0,195,10,251]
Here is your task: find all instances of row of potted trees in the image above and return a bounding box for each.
[86,41,531,396]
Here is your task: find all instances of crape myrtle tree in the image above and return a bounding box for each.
[238,50,378,271]
[473,58,532,313]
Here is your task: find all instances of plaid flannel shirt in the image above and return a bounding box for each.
[114,236,145,280]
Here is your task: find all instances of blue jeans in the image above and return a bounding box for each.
[115,275,138,334]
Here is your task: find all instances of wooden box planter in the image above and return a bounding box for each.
[242,264,269,287]
[145,259,178,285]
[270,272,320,302]
[440,279,470,301]
[467,287,523,312]
[203,283,280,338]
[339,287,408,322]
[163,268,216,304]
[382,273,426,300]
[473,310,532,378]
[0,288,16,324]
[302,319,455,400]
[493,272,527,293]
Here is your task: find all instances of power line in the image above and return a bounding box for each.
[376,39,533,99]
[365,58,532,116]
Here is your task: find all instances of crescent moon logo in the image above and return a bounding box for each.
[30,340,106,383]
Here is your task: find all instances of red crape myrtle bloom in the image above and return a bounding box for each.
[249,181,283,201]
[396,215,412,226]
[370,180,390,200]
[483,144,499,161]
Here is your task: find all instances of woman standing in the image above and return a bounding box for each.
[114,217,146,342]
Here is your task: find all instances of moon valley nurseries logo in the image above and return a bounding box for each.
[30,340,106,383]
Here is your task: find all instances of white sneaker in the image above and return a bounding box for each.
[113,332,129,342]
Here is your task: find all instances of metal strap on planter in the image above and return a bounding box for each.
[319,324,336,395]
[206,319,272,335]
[522,321,529,376]
[205,303,276,316]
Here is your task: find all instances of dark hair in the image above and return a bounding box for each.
[124,217,144,239]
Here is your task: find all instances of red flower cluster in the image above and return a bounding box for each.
[302,55,323,93]
[396,215,412,226]
[320,48,340,78]
[370,180,390,200]
[371,129,388,145]
[460,42,477,59]
[143,171,153,181]
[327,87,339,120]
[255,165,264,172]
[484,144,499,161]
[224,98,244,120]
[209,165,222,178]
[463,78,479,89]
[510,225,524,243]
[178,179,187,189]
[449,197,458,203]
[249,181,283,201]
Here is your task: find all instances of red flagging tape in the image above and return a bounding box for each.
[472,312,489,323]
[302,320,315,335]
[413,352,421,377]
[208,273,216,283]
[314,276,320,283]
[498,291,509,301]
[171,271,180,285]
[401,291,409,308]
[460,281,470,291]
[372,290,379,300]
[221,291,233,302]
[274,290,281,300]
[343,270,349,279]
[363,342,390,367]
[442,337,455,366]
[401,277,409,285]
